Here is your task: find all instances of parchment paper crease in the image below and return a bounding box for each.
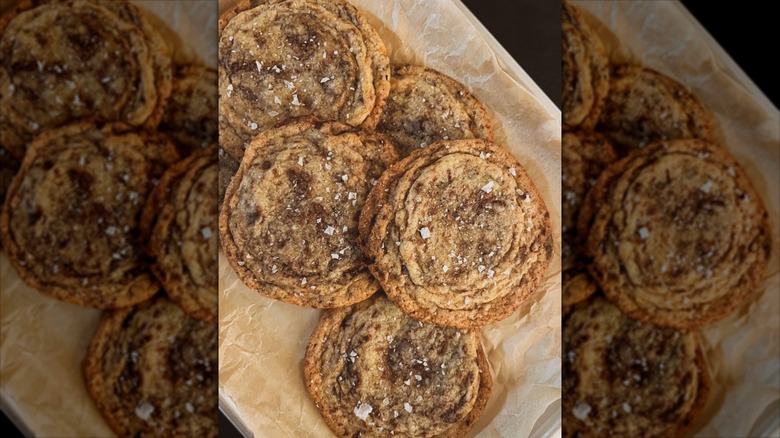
[217,0,563,437]
[0,1,217,436]
[572,2,780,437]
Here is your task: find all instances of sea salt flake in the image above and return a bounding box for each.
[325,226,335,235]
[404,403,413,413]
[341,174,349,182]
[419,227,431,239]
[354,402,372,420]
[442,264,449,273]
[509,167,517,176]
[200,227,212,239]
[320,77,331,83]
[638,227,650,239]
[135,402,155,421]
[250,122,258,130]
[331,253,339,259]
[700,180,714,193]
[481,181,495,193]
[572,401,591,420]
[622,402,632,413]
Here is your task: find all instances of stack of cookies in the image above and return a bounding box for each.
[217,0,554,436]
[0,1,218,436]
[561,2,771,436]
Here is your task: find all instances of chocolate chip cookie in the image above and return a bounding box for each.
[142,145,218,322]
[220,119,398,308]
[0,0,172,159]
[579,139,770,328]
[1,121,179,308]
[563,296,710,438]
[85,295,217,438]
[377,65,493,158]
[218,0,390,159]
[562,1,609,130]
[305,293,491,438]
[360,139,553,328]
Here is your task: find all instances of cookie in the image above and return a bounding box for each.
[218,0,390,159]
[579,139,771,328]
[85,295,217,438]
[158,65,218,156]
[562,1,609,130]
[0,0,172,160]
[304,293,492,438]
[563,296,710,438]
[597,65,714,154]
[220,119,398,308]
[0,121,179,308]
[218,146,240,213]
[141,145,218,322]
[562,130,617,306]
[377,65,494,158]
[360,139,553,328]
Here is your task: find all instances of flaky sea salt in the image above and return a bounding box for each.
[135,402,155,421]
[354,402,373,420]
[572,401,591,420]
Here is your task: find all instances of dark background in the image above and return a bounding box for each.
[1,1,776,438]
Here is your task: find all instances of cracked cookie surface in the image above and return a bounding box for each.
[159,65,218,156]
[220,119,398,308]
[563,296,710,438]
[305,293,491,438]
[1,121,179,308]
[142,145,218,322]
[218,0,389,159]
[562,130,616,306]
[360,139,553,328]
[579,139,770,328]
[0,0,171,159]
[562,2,609,130]
[597,65,714,155]
[377,65,493,158]
[85,295,217,438]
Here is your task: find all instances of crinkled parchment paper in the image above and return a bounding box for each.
[0,1,217,436]
[572,2,780,437]
[217,0,563,437]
